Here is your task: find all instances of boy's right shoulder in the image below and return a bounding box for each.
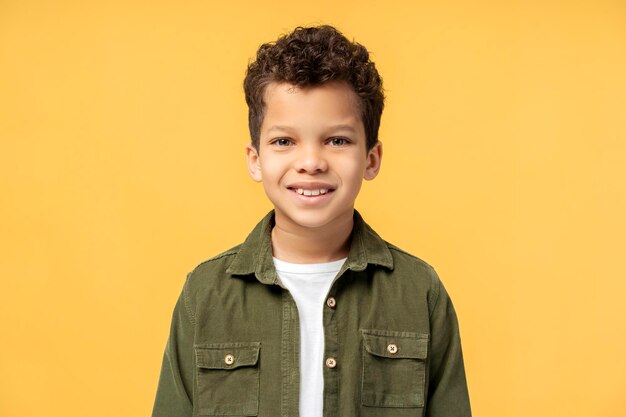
[182,244,245,291]
[181,211,274,294]
[198,244,242,266]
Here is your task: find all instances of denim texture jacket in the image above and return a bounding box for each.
[152,210,471,417]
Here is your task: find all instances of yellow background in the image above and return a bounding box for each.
[1,0,625,416]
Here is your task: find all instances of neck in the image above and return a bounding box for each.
[271,211,353,263]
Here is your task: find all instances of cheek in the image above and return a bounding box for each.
[336,160,366,190]
[338,155,367,176]
[259,158,286,184]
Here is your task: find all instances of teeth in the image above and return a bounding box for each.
[294,188,330,196]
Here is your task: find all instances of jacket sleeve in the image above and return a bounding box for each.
[426,271,472,417]
[152,276,195,417]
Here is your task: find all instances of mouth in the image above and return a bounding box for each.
[286,183,337,199]
[287,187,334,196]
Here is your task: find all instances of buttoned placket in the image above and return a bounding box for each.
[321,255,360,417]
[322,277,340,415]
[274,255,355,417]
[272,256,357,417]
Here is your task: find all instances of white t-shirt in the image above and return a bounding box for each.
[272,256,346,417]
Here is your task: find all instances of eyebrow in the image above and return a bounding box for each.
[266,124,358,134]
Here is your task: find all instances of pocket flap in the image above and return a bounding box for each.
[195,342,261,370]
[362,330,429,359]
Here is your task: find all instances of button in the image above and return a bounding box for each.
[325,357,337,368]
[387,343,398,354]
[326,297,336,308]
[224,354,235,365]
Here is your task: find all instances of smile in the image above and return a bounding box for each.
[286,186,336,202]
[294,188,329,196]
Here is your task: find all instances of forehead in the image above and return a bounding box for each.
[261,81,363,130]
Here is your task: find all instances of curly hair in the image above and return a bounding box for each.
[243,25,385,151]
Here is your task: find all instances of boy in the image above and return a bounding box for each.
[152,25,471,417]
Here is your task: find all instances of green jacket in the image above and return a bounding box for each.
[152,210,471,417]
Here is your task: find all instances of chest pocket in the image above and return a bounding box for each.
[361,330,429,408]
[194,342,261,416]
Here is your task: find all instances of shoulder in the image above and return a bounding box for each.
[383,240,443,313]
[180,243,243,298]
[385,241,436,273]
[191,244,242,274]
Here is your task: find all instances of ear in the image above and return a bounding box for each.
[364,140,382,181]
[245,144,263,182]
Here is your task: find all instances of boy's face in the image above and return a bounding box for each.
[246,81,382,231]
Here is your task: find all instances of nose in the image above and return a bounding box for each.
[294,144,328,174]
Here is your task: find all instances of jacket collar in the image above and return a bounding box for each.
[226,209,394,285]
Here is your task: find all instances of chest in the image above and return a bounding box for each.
[191,269,432,417]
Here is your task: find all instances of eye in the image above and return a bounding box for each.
[272,137,293,147]
[328,137,349,146]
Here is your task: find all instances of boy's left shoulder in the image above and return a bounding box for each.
[379,239,448,313]
[384,240,436,273]
[356,211,437,277]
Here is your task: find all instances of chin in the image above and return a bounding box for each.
[285,212,333,229]
[275,206,353,230]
